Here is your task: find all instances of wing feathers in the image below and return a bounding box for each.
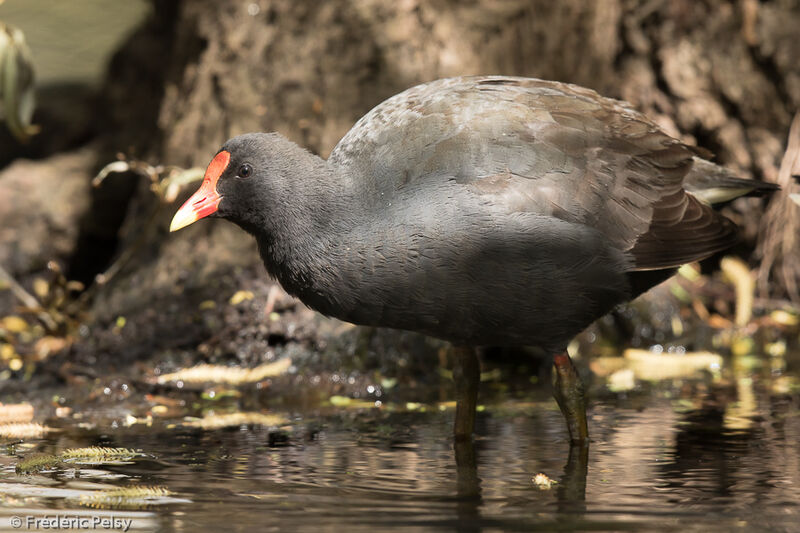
[630,193,738,270]
[330,76,752,273]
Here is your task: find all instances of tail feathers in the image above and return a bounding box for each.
[685,157,779,205]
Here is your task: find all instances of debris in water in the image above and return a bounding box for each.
[76,485,176,510]
[533,473,557,489]
[182,411,288,430]
[328,395,377,409]
[157,358,291,385]
[15,453,60,474]
[0,422,57,439]
[61,447,143,464]
[0,402,33,424]
[593,350,723,382]
[624,349,723,381]
[608,368,636,392]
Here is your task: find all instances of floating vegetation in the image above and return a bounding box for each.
[76,485,174,510]
[14,447,147,475]
[0,404,55,442]
[157,357,291,385]
[15,453,60,474]
[60,447,142,464]
[0,402,34,424]
[182,411,289,430]
[607,368,636,392]
[0,21,37,142]
[200,388,241,401]
[0,422,56,439]
[624,349,723,381]
[328,395,378,409]
[532,473,558,490]
[592,349,723,383]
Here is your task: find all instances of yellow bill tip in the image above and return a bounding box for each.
[169,208,198,232]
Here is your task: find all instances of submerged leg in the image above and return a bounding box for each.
[551,352,588,444]
[453,346,480,440]
[454,437,481,504]
[557,441,589,513]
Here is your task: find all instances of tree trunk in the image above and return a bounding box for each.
[42,0,800,366]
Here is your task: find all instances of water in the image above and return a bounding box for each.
[1,381,798,532]
[0,0,149,86]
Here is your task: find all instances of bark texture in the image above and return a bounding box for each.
[8,0,797,368]
[154,0,798,168]
[140,0,798,301]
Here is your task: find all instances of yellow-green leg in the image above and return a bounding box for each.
[552,352,588,444]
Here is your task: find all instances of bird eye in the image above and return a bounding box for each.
[237,163,253,178]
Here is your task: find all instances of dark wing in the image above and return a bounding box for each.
[685,157,780,205]
[329,76,737,271]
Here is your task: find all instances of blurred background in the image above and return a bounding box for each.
[0,1,799,531]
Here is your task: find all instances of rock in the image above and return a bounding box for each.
[0,146,95,275]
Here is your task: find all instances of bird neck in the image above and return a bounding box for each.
[249,155,358,309]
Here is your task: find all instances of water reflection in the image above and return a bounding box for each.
[453,438,480,530]
[0,382,798,532]
[558,443,589,514]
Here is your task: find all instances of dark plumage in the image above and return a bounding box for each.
[171,76,774,443]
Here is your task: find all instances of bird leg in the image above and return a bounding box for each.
[454,437,481,503]
[551,352,588,444]
[557,440,589,514]
[452,346,480,440]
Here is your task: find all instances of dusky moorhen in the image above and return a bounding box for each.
[170,76,775,443]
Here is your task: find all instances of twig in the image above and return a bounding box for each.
[80,160,201,303]
[0,264,58,330]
